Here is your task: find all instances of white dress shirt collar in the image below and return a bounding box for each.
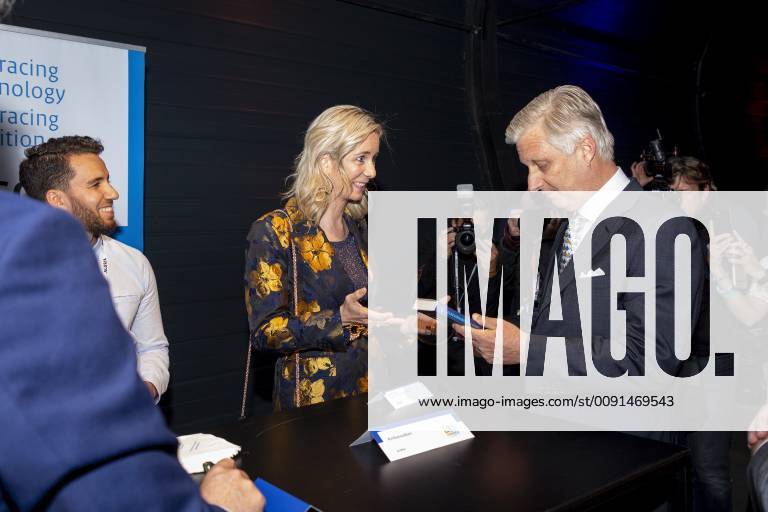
[577,167,629,222]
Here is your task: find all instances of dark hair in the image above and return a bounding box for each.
[19,136,104,201]
[0,0,15,20]
[666,156,715,191]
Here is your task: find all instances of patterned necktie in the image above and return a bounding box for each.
[558,217,585,273]
[558,222,574,273]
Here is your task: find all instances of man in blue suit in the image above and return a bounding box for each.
[0,192,264,511]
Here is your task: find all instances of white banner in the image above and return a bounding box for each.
[0,25,145,249]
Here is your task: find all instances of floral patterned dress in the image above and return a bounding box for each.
[245,198,368,410]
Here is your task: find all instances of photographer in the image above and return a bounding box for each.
[718,211,768,511]
[662,156,732,512]
[630,152,737,511]
[417,217,517,375]
[630,160,655,189]
[631,131,679,190]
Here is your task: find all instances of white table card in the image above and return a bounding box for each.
[371,411,474,462]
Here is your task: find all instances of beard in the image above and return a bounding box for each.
[69,196,117,239]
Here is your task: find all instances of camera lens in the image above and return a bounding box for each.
[455,223,476,256]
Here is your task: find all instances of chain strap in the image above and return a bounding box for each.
[290,225,301,407]
[240,210,299,419]
[239,341,253,420]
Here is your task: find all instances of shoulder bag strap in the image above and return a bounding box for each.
[240,210,298,419]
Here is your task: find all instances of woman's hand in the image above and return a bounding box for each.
[340,287,395,326]
[340,287,369,325]
[397,312,439,341]
[417,312,438,336]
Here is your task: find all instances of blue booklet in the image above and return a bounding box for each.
[254,478,322,512]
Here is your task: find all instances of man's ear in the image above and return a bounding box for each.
[579,135,597,166]
[45,189,69,210]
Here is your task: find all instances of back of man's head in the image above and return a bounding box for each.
[506,85,615,162]
[19,136,104,202]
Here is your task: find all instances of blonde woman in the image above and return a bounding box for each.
[245,105,381,410]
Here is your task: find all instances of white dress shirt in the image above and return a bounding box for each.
[568,167,630,254]
[93,235,170,402]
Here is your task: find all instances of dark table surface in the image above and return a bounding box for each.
[214,394,688,512]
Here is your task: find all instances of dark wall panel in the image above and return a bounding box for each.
[494,46,696,190]
[8,0,483,432]
[492,2,702,191]
[6,0,718,433]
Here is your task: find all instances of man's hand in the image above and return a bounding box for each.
[749,405,768,455]
[630,161,653,187]
[200,459,265,512]
[144,381,158,400]
[453,314,521,364]
[446,227,457,254]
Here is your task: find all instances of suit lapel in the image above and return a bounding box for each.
[587,181,642,266]
[534,219,567,321]
[533,180,642,322]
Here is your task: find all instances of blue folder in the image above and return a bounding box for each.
[254,478,322,512]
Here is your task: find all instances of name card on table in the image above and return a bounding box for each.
[371,411,474,462]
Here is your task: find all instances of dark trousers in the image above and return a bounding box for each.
[679,357,732,512]
[685,431,732,512]
[749,443,768,512]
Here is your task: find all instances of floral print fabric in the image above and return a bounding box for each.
[245,198,368,410]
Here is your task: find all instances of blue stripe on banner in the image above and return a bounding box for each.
[115,49,145,251]
[371,431,382,444]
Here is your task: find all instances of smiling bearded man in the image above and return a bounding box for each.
[19,136,170,403]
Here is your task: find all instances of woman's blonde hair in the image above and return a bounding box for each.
[284,105,383,224]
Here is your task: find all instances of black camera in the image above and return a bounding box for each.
[455,220,476,256]
[639,130,678,191]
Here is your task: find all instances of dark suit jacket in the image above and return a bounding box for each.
[529,179,706,378]
[0,193,221,511]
